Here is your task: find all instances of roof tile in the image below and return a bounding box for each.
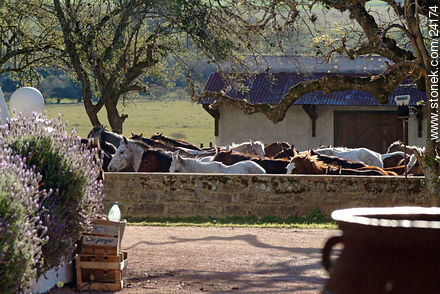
[200,72,426,106]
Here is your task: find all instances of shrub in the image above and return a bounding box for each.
[0,149,48,293]
[0,114,104,273]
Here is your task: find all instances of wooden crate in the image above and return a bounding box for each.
[91,219,126,244]
[80,219,126,255]
[81,234,119,255]
[75,251,128,292]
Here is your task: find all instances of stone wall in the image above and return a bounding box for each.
[103,173,428,219]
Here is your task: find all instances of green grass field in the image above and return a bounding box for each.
[44,99,215,146]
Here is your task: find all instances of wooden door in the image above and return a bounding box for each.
[334,111,404,153]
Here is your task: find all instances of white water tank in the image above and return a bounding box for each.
[10,87,45,117]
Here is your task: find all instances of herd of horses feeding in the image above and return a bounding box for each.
[86,126,425,177]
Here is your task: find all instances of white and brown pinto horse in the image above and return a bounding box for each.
[169,151,266,174]
[107,137,149,172]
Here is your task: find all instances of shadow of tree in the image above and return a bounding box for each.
[124,232,341,293]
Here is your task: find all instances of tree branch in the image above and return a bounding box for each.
[193,64,414,123]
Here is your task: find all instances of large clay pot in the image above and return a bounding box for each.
[322,207,440,294]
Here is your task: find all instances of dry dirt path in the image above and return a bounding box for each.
[120,226,337,293]
[52,226,339,293]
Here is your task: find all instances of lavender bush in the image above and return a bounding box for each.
[0,149,48,293]
[0,114,104,273]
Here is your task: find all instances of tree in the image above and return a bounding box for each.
[194,0,440,204]
[49,0,238,134]
[0,0,56,81]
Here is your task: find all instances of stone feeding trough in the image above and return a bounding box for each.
[322,206,440,294]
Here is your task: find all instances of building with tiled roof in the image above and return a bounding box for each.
[200,56,427,153]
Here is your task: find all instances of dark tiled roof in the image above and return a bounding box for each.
[200,72,427,106]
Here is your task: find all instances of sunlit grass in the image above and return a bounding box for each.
[126,211,337,229]
[44,98,215,145]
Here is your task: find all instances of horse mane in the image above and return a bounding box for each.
[130,133,172,150]
[231,140,264,148]
[143,148,172,166]
[387,140,425,155]
[273,146,297,159]
[290,152,335,174]
[126,137,151,150]
[215,149,270,161]
[386,140,404,153]
[151,133,200,151]
[87,125,105,138]
[310,149,366,169]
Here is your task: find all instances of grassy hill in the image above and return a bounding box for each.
[44,99,215,146]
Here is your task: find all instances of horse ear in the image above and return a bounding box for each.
[172,150,180,160]
[292,148,299,157]
[123,137,128,144]
[130,132,134,136]
[140,133,143,137]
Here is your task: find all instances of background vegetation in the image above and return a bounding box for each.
[42,99,215,145]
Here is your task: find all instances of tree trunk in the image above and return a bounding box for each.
[422,77,440,206]
[82,81,101,127]
[105,97,127,134]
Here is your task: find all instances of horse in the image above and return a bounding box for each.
[314,147,384,168]
[213,149,289,174]
[310,150,366,169]
[386,141,425,155]
[287,152,396,176]
[151,132,201,151]
[108,137,151,172]
[169,151,266,174]
[273,146,298,160]
[130,133,172,150]
[87,125,137,171]
[382,151,407,168]
[264,142,291,158]
[287,153,336,174]
[88,125,123,149]
[227,140,265,157]
[387,141,426,175]
[138,149,172,172]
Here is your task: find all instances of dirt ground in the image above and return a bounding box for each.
[54,226,339,293]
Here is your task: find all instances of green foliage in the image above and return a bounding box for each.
[126,209,333,228]
[0,151,48,293]
[1,115,104,273]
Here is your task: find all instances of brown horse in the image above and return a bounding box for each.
[264,142,292,158]
[138,149,172,172]
[151,132,201,151]
[288,152,397,176]
[130,133,175,151]
[287,153,337,174]
[310,150,366,169]
[273,146,298,160]
[213,149,289,174]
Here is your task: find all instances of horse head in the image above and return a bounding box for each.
[107,137,135,172]
[252,140,265,157]
[87,125,105,139]
[130,132,144,140]
[386,140,404,154]
[169,150,186,172]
